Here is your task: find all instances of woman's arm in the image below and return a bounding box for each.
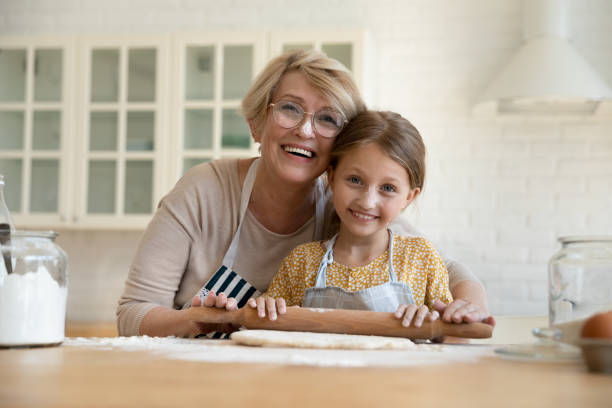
[390,218,493,324]
[440,280,495,325]
[139,307,205,337]
[117,162,226,337]
[116,203,195,337]
[443,259,494,324]
[142,292,238,337]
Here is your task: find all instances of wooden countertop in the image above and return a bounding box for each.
[1,337,610,408]
[65,321,118,338]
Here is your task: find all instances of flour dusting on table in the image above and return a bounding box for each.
[64,336,495,367]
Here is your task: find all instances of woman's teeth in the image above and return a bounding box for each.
[283,146,313,158]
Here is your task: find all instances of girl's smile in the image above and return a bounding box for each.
[349,209,378,222]
[328,142,420,243]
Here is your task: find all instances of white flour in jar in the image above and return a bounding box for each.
[0,264,67,346]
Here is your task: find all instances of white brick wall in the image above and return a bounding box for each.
[2,0,611,320]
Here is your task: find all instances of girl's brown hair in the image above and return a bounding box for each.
[329,110,426,191]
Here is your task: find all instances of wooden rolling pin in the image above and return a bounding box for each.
[188,306,493,339]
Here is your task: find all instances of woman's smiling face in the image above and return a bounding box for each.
[253,70,336,186]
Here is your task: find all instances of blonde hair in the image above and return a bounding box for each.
[330,111,426,191]
[242,49,366,137]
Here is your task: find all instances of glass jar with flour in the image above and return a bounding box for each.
[0,231,68,347]
[0,175,68,347]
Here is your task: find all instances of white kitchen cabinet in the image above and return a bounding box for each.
[171,32,266,179]
[269,30,369,102]
[74,37,170,228]
[0,37,75,227]
[1,31,365,230]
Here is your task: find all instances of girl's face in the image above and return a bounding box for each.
[251,71,336,187]
[328,142,420,241]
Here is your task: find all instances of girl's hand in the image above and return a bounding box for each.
[394,304,439,327]
[432,299,496,326]
[246,296,287,321]
[191,290,238,311]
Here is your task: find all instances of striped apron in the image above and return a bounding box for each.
[187,158,326,338]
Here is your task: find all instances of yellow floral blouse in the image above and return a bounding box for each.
[265,235,453,310]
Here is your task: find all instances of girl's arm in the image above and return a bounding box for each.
[247,296,287,321]
[247,244,314,320]
[247,276,291,322]
[423,240,454,309]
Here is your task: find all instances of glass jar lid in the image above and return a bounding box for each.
[9,230,58,240]
[558,235,612,245]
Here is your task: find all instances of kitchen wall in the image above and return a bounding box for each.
[2,0,611,321]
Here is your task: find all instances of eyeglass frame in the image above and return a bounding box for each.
[268,100,348,138]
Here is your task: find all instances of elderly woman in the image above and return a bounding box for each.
[117,50,492,338]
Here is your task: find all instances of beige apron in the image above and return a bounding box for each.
[302,229,415,312]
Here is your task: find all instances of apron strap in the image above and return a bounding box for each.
[313,177,326,240]
[314,233,338,288]
[386,229,398,282]
[224,162,324,268]
[221,158,260,269]
[313,229,397,287]
[238,159,259,218]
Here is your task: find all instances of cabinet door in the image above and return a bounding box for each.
[172,33,265,182]
[77,38,168,228]
[0,38,73,227]
[269,30,366,98]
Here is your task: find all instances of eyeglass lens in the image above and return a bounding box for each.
[272,100,344,138]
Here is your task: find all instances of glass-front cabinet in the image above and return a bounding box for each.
[0,38,73,227]
[76,38,168,228]
[174,33,265,178]
[269,30,366,99]
[0,32,364,229]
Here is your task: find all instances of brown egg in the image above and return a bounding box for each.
[581,311,612,339]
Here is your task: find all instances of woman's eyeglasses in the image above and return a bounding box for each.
[269,100,346,138]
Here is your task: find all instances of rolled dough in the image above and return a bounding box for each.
[230,330,416,350]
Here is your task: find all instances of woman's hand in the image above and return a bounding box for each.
[186,291,240,336]
[394,304,439,327]
[432,299,496,326]
[246,296,287,321]
[191,290,238,311]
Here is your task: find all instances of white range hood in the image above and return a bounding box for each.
[474,0,612,115]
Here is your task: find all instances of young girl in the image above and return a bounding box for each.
[248,110,453,328]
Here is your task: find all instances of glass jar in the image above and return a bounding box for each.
[0,230,68,347]
[548,236,612,330]
[495,236,612,362]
